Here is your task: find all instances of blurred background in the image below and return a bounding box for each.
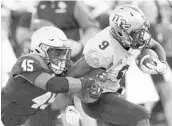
[1,0,172,126]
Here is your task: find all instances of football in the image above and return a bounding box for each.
[136,48,159,74]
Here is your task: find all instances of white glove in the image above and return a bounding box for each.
[146,58,167,74]
[58,105,82,126]
[97,73,120,93]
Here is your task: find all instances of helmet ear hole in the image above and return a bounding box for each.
[35,49,40,53]
[118,32,123,36]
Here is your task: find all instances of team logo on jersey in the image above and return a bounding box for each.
[86,49,101,68]
[112,14,131,30]
[86,49,111,68]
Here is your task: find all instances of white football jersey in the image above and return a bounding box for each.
[83,26,140,92]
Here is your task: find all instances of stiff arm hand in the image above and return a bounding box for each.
[58,105,82,126]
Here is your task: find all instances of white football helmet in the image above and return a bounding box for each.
[109,4,151,49]
[31,26,71,74]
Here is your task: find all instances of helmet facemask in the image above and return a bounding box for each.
[128,27,151,49]
[30,26,72,75]
[109,5,152,50]
[38,43,71,75]
[47,47,71,75]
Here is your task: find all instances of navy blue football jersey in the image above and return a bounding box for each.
[1,54,58,125]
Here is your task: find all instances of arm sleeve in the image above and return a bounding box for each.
[148,38,166,62]
[37,73,94,93]
[14,71,83,93]
[44,75,69,93]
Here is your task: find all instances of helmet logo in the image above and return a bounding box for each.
[112,14,131,30]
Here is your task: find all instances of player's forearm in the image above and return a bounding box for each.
[46,77,82,93]
[149,39,166,62]
[34,73,92,93]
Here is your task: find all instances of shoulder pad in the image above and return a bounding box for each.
[83,29,113,69]
[84,49,112,68]
[12,54,52,84]
[14,54,50,74]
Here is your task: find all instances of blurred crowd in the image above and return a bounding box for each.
[1,0,172,126]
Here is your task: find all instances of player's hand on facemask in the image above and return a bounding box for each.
[146,58,167,74]
[58,105,82,126]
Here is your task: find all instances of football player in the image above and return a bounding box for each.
[1,26,94,126]
[66,5,167,126]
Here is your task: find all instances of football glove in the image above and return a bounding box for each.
[146,58,167,74]
[96,73,120,93]
[89,80,103,99]
[58,105,82,126]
